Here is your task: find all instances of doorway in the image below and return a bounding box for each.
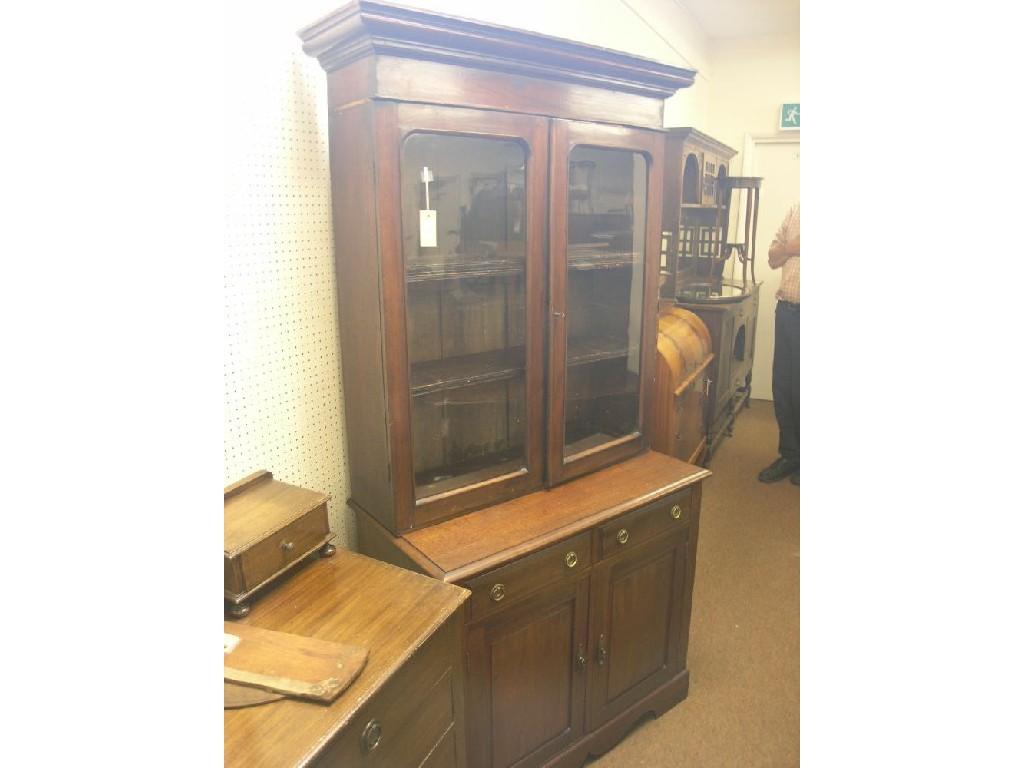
[745,138,800,401]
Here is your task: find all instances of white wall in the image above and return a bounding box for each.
[704,32,800,401]
[707,32,800,174]
[222,1,715,549]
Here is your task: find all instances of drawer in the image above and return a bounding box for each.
[598,490,692,559]
[465,530,591,622]
[238,505,330,591]
[313,618,457,767]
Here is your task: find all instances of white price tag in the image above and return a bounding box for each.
[419,209,437,248]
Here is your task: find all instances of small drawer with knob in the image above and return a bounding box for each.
[597,489,692,559]
[464,531,592,622]
[224,471,334,616]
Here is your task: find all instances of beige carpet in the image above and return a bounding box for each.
[589,399,800,767]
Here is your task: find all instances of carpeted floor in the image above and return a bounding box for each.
[589,399,800,767]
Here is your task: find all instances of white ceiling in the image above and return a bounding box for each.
[675,0,799,38]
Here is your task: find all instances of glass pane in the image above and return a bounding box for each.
[564,147,647,460]
[401,133,528,499]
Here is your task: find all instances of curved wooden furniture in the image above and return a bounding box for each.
[651,307,715,466]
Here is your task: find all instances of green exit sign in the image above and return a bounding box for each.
[780,103,800,130]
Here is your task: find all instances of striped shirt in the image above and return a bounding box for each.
[771,204,800,303]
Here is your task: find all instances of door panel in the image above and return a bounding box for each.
[587,532,688,730]
[548,119,664,486]
[378,103,549,529]
[466,578,589,768]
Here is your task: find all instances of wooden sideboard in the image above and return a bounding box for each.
[224,550,469,768]
[357,451,709,768]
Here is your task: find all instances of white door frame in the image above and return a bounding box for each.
[741,133,800,400]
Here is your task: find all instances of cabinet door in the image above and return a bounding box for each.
[586,531,690,730]
[548,120,664,485]
[378,103,549,529]
[465,578,589,768]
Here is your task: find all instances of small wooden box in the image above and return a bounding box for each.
[224,470,335,618]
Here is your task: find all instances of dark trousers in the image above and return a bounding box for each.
[773,301,800,462]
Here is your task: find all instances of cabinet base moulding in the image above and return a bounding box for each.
[544,670,690,768]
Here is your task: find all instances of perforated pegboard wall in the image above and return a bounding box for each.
[224,2,354,547]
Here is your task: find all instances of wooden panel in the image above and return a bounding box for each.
[403,451,708,581]
[605,551,674,700]
[224,551,468,768]
[313,655,455,767]
[587,532,688,730]
[327,101,396,530]
[375,56,665,128]
[464,531,592,622]
[238,507,330,590]
[597,489,691,559]
[421,725,458,768]
[223,622,367,704]
[466,578,589,768]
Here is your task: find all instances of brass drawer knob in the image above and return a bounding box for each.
[616,528,629,545]
[490,583,506,602]
[671,504,682,520]
[361,718,382,754]
[280,540,294,552]
[565,551,578,569]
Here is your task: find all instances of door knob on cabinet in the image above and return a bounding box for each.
[670,504,682,519]
[280,540,294,552]
[576,644,587,670]
[490,583,506,602]
[616,528,629,545]
[565,551,578,568]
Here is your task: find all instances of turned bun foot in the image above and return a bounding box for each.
[320,542,337,558]
[226,602,251,619]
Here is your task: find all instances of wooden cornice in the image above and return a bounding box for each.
[298,0,696,99]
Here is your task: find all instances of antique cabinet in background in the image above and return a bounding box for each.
[300,3,709,766]
[659,127,761,460]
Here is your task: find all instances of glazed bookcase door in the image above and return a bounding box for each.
[379,103,549,529]
[548,120,664,486]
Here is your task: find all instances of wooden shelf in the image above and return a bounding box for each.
[406,257,525,283]
[680,204,726,211]
[410,335,633,397]
[411,347,526,397]
[567,248,637,271]
[567,335,635,367]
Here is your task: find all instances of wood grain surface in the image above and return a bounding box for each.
[224,622,368,704]
[403,451,708,581]
[224,549,468,768]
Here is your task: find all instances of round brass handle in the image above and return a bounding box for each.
[670,504,682,520]
[280,540,294,552]
[361,719,382,754]
[565,551,578,569]
[616,528,629,545]
[490,583,506,602]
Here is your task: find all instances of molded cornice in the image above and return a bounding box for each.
[298,0,696,98]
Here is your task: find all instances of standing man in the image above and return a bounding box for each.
[758,203,800,486]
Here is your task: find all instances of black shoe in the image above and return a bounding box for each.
[790,470,799,486]
[758,457,798,483]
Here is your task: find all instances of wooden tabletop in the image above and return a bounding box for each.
[404,451,710,582]
[224,549,469,767]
